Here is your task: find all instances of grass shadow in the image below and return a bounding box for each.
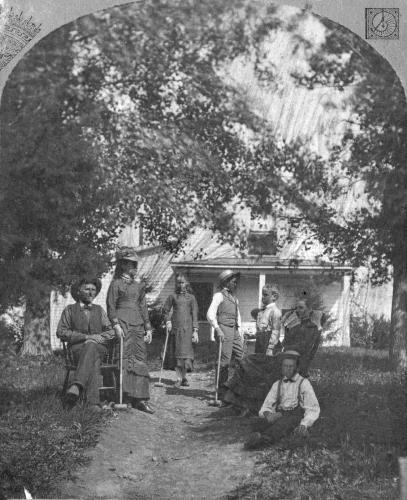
[150,377,175,386]
[188,411,255,447]
[165,386,213,401]
[225,347,401,500]
[0,340,111,500]
[314,347,391,373]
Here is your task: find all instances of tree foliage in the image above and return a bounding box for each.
[0,26,124,313]
[286,16,407,283]
[2,1,405,364]
[0,1,327,313]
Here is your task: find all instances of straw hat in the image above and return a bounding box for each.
[115,246,139,262]
[279,350,301,360]
[218,269,240,286]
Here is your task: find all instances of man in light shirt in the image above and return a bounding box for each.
[254,284,282,355]
[244,350,320,449]
[207,269,243,403]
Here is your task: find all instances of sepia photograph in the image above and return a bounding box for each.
[0,0,406,498]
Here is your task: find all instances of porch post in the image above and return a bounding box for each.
[209,280,217,342]
[341,273,351,347]
[258,273,266,308]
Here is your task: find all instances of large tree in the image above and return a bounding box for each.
[0,0,295,353]
[272,16,407,369]
[2,1,403,364]
[0,25,128,354]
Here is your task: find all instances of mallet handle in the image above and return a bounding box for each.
[119,335,123,405]
[215,337,222,402]
[158,326,170,385]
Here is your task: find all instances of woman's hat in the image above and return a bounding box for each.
[218,269,240,286]
[71,277,102,302]
[115,246,139,262]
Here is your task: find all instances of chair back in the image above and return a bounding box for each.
[62,340,76,366]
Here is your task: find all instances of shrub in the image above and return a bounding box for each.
[371,315,391,350]
[350,314,390,349]
[0,309,25,352]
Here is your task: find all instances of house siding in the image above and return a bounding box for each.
[236,276,259,323]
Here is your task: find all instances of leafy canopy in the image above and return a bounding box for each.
[1,0,400,312]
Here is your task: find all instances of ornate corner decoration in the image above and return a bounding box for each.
[365,8,399,39]
[0,6,42,71]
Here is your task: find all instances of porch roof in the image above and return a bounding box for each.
[171,256,352,273]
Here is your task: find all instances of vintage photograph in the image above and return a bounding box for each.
[0,1,406,498]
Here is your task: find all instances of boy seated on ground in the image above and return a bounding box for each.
[244,350,320,450]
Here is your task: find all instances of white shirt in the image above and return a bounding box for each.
[256,302,282,349]
[207,290,242,340]
[259,373,320,428]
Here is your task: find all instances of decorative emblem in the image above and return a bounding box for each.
[365,8,399,39]
[0,7,41,71]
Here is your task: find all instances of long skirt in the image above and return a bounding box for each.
[174,327,194,360]
[163,331,195,371]
[224,353,282,412]
[122,328,150,400]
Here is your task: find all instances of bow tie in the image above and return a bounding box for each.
[82,304,92,310]
[283,378,295,383]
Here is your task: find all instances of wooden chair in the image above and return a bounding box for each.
[243,337,256,355]
[61,340,120,402]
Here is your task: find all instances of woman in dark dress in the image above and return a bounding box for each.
[224,299,325,415]
[106,247,154,414]
[163,274,199,387]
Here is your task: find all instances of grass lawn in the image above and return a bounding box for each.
[0,326,110,500]
[228,347,405,500]
[1,327,405,499]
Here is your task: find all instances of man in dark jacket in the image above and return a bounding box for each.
[57,277,115,411]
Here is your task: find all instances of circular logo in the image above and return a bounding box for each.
[366,8,399,40]
[372,9,398,37]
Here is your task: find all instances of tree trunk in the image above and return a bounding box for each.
[390,259,407,371]
[20,294,51,357]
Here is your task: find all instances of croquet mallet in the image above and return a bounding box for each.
[155,325,170,387]
[209,337,223,407]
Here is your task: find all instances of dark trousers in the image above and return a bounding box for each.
[71,342,107,405]
[255,331,272,354]
[253,406,304,443]
[217,325,244,398]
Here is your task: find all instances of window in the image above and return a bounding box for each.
[247,230,277,255]
[189,282,213,321]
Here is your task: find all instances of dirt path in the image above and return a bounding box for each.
[57,368,257,499]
